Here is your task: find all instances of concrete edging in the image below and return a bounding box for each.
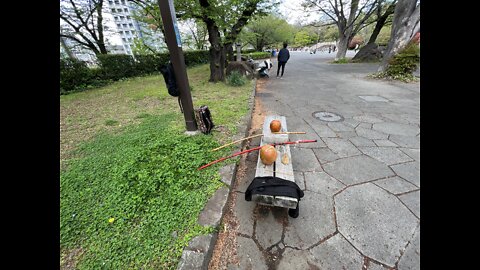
[177,79,257,270]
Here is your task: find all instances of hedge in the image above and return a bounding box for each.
[60,50,209,94]
[243,52,271,60]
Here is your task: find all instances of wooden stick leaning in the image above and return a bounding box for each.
[211,132,306,152]
[198,139,316,170]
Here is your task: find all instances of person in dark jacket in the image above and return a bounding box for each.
[276,43,290,78]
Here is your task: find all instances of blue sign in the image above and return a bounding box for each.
[168,0,182,47]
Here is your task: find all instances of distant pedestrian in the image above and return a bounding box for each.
[276,43,290,78]
[333,45,336,52]
[328,46,331,53]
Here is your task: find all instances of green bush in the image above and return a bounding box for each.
[60,51,209,95]
[370,42,420,82]
[332,58,349,64]
[384,42,420,78]
[241,49,257,54]
[97,54,139,81]
[226,71,246,87]
[60,59,106,94]
[244,52,271,60]
[183,50,210,66]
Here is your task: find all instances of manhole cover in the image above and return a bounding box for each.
[312,111,344,122]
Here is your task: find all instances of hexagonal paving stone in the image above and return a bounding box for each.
[277,248,318,270]
[323,155,395,185]
[353,114,385,123]
[356,127,389,140]
[374,139,398,147]
[389,135,420,149]
[309,233,364,270]
[283,191,336,249]
[358,147,414,165]
[335,183,419,267]
[372,123,419,136]
[255,205,285,249]
[373,177,419,195]
[400,148,420,162]
[398,191,420,219]
[234,191,256,236]
[294,171,305,190]
[391,162,420,187]
[328,122,355,132]
[228,236,267,270]
[350,136,377,147]
[312,148,339,164]
[291,147,323,172]
[304,171,345,196]
[324,138,362,158]
[397,225,420,270]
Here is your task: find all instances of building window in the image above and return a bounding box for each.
[116,24,121,28]
[131,30,135,35]
[118,31,123,35]
[126,15,131,20]
[114,0,119,4]
[121,0,126,4]
[124,30,129,35]
[120,16,124,20]
[109,0,113,4]
[111,9,116,13]
[117,9,122,13]
[124,8,128,12]
[129,23,133,27]
[122,38,126,42]
[114,16,118,21]
[122,24,127,27]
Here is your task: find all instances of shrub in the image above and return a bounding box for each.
[226,71,246,86]
[244,52,271,60]
[60,51,209,95]
[332,58,349,64]
[183,50,210,66]
[371,42,420,82]
[384,42,420,77]
[97,54,139,81]
[60,58,99,94]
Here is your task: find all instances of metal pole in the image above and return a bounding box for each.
[158,0,197,131]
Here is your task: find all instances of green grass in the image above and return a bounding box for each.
[331,57,350,64]
[60,64,253,269]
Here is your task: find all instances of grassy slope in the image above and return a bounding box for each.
[60,64,253,269]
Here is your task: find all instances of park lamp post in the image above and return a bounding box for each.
[158,0,197,132]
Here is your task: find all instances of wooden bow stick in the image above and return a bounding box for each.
[211,132,306,152]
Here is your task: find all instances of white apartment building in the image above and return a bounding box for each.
[105,0,141,55]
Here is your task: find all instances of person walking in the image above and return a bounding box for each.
[276,43,290,78]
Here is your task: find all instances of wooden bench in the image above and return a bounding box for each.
[252,115,299,217]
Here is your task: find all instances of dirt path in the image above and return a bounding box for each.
[208,79,267,270]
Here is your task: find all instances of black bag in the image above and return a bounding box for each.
[160,62,179,97]
[194,105,215,134]
[245,176,304,218]
[245,176,304,202]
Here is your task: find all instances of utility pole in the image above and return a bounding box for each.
[158,0,197,131]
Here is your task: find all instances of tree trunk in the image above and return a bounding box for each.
[368,3,396,45]
[209,45,226,82]
[225,43,234,62]
[335,35,349,60]
[378,0,420,72]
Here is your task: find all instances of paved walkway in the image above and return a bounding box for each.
[217,50,420,270]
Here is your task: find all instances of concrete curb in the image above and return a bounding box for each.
[177,79,257,270]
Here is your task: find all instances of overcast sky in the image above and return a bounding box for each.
[277,0,318,25]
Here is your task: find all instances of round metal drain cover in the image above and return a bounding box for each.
[312,111,344,122]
